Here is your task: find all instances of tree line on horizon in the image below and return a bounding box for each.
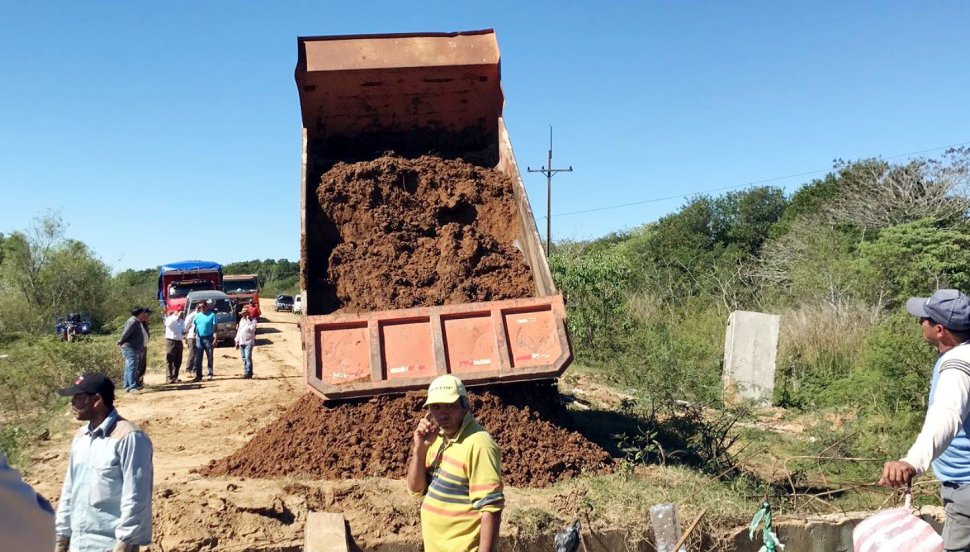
[0,219,300,338]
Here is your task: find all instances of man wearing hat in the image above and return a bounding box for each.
[406,375,504,552]
[881,289,970,549]
[54,373,154,552]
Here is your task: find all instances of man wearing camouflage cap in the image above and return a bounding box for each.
[407,375,504,552]
[880,289,970,549]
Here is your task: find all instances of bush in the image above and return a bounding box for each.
[774,302,875,408]
[844,311,935,416]
[0,336,121,464]
[549,250,633,354]
[855,218,970,305]
[606,303,725,405]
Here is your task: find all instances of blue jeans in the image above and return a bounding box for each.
[195,335,215,376]
[239,343,253,377]
[121,346,139,391]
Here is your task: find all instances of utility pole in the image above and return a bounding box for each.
[527,126,573,255]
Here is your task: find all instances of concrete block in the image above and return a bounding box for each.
[305,511,349,552]
[722,310,780,404]
[649,503,685,552]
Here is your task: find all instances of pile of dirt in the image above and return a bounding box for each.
[201,383,612,488]
[315,154,535,312]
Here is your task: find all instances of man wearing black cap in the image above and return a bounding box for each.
[880,289,970,549]
[54,373,153,552]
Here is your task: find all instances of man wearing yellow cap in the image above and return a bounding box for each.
[407,375,504,551]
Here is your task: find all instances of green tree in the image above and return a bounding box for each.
[222,258,300,295]
[549,250,633,354]
[855,218,970,304]
[0,213,111,335]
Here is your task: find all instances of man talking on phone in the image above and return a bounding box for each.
[406,375,504,552]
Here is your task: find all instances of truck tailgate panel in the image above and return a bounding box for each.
[305,296,571,401]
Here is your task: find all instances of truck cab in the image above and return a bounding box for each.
[168,279,217,313]
[158,260,223,312]
[222,274,261,319]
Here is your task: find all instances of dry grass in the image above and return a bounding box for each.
[551,464,751,551]
[776,301,884,398]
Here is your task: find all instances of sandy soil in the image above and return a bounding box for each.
[26,309,587,551]
[26,309,430,551]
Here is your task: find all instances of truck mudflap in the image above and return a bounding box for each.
[303,295,572,401]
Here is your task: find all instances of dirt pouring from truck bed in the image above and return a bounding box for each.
[201,382,612,487]
[314,154,535,312]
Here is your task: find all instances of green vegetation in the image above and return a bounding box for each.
[223,258,299,296]
[0,213,302,465]
[550,149,970,518]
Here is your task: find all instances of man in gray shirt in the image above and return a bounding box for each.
[117,308,150,394]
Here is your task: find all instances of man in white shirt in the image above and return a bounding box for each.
[880,289,970,549]
[163,309,185,384]
[234,306,258,379]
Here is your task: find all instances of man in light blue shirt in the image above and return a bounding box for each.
[55,373,153,552]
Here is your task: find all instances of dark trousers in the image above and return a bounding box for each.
[165,339,183,381]
[185,337,197,378]
[136,348,147,388]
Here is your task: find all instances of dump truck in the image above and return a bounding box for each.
[295,29,571,401]
[222,274,262,318]
[157,260,223,312]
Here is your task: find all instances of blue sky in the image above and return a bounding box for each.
[2,2,969,272]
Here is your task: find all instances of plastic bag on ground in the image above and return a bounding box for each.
[852,494,942,552]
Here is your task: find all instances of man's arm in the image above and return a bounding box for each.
[479,511,501,552]
[183,314,196,341]
[54,445,74,542]
[114,432,154,546]
[406,445,428,494]
[117,319,134,345]
[881,367,970,487]
[406,417,438,494]
[468,437,504,551]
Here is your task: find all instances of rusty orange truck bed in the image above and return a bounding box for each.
[295,30,571,400]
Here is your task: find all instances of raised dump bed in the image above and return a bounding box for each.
[295,29,570,400]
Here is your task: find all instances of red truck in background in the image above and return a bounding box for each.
[157,261,223,312]
[222,274,262,318]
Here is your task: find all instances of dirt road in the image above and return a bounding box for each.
[26,308,428,551]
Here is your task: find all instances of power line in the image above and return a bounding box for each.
[551,139,970,218]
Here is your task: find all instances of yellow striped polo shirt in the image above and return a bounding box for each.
[420,413,504,552]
